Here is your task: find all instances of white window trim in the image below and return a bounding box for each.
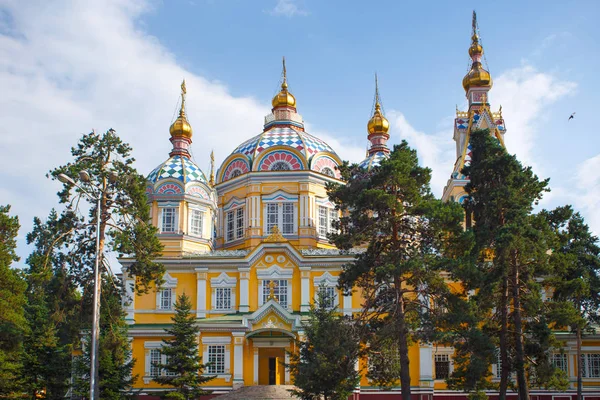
[158,203,179,234]
[316,201,338,238]
[257,265,293,309]
[313,272,339,308]
[156,273,178,311]
[262,192,298,236]
[210,273,237,312]
[201,337,232,380]
[144,341,180,383]
[224,207,245,243]
[188,205,206,238]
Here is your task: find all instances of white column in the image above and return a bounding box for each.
[239,268,250,313]
[419,344,433,387]
[233,332,245,389]
[300,268,311,312]
[343,293,352,316]
[253,347,259,385]
[284,350,290,384]
[196,268,208,318]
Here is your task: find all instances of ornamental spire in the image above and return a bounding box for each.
[462,11,492,94]
[169,79,193,157]
[271,57,296,109]
[209,150,215,187]
[366,73,390,156]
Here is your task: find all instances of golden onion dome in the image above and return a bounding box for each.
[169,114,193,139]
[272,81,296,108]
[462,62,493,92]
[170,79,193,139]
[463,32,493,92]
[368,103,390,135]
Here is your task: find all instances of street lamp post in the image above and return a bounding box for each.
[58,171,110,400]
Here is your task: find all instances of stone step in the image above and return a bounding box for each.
[215,385,298,399]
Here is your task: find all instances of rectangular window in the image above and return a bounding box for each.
[318,286,336,308]
[318,207,328,237]
[189,209,203,237]
[159,288,173,310]
[552,353,568,373]
[150,349,161,377]
[263,280,288,308]
[495,349,502,378]
[266,203,278,234]
[581,354,600,378]
[435,354,450,380]
[226,208,244,242]
[282,203,294,234]
[265,203,296,235]
[318,206,338,238]
[161,207,177,233]
[208,345,225,374]
[215,288,232,311]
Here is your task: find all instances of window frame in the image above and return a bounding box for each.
[317,204,338,238]
[434,354,450,380]
[581,353,600,378]
[188,207,204,237]
[160,206,178,233]
[262,279,289,308]
[225,207,245,242]
[263,201,297,236]
[207,345,226,375]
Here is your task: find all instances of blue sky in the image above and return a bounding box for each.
[1,0,599,264]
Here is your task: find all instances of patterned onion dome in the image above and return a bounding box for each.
[148,155,207,184]
[358,151,388,171]
[229,127,337,164]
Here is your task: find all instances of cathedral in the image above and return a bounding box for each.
[122,13,600,399]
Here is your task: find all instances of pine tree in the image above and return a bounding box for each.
[0,204,27,398]
[544,206,600,400]
[288,288,361,400]
[72,278,137,400]
[153,293,213,400]
[327,142,464,400]
[460,129,551,400]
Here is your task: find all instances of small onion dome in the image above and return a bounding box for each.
[463,34,493,92]
[367,103,390,135]
[169,113,193,139]
[272,81,296,108]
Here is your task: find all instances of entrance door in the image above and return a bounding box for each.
[268,357,277,385]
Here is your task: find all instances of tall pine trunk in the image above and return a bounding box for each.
[511,253,529,400]
[577,324,582,400]
[499,274,509,400]
[396,288,412,400]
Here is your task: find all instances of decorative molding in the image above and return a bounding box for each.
[210,272,237,287]
[301,248,365,256]
[263,226,287,243]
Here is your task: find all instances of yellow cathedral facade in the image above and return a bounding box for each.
[121,13,600,399]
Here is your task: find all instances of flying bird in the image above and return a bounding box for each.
[568,112,576,121]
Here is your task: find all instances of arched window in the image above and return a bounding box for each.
[321,167,335,177]
[270,161,291,171]
[229,169,242,178]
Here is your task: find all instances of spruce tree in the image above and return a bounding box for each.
[154,293,213,400]
[23,210,81,399]
[288,288,361,400]
[327,142,464,400]
[0,204,27,398]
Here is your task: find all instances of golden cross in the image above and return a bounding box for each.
[268,280,278,301]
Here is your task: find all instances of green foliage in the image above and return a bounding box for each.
[0,205,27,398]
[153,293,213,399]
[327,142,464,399]
[288,288,361,400]
[366,338,401,389]
[453,129,553,400]
[49,129,164,295]
[22,210,81,399]
[72,278,137,399]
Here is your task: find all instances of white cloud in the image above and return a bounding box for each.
[0,0,337,264]
[492,65,576,171]
[386,65,576,198]
[574,154,600,235]
[268,0,308,17]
